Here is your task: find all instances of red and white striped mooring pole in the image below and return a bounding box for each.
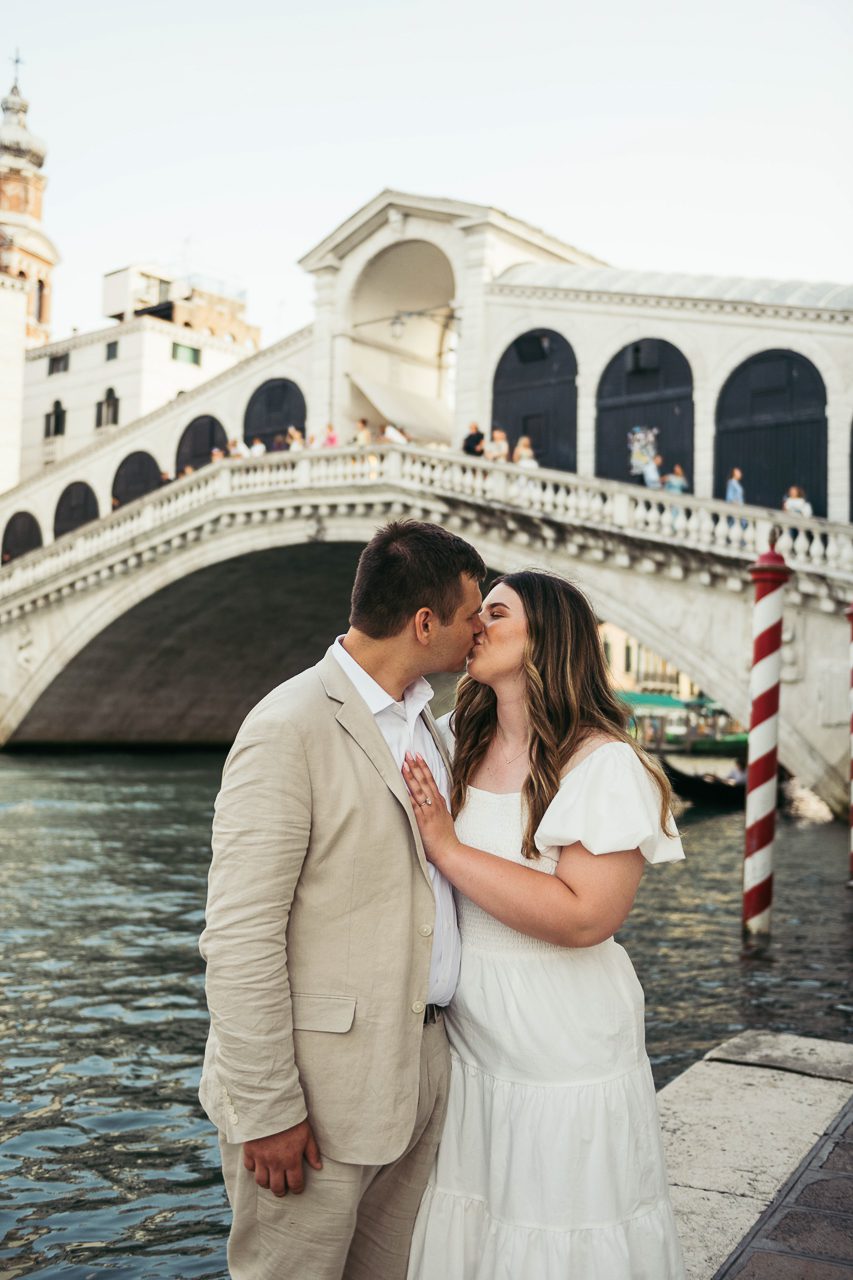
[743,536,791,949]
[846,603,853,888]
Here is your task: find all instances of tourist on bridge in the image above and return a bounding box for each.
[663,462,690,494]
[354,417,372,446]
[642,451,664,489]
[322,423,340,448]
[249,436,267,457]
[270,433,287,452]
[285,426,305,451]
[725,466,745,505]
[485,427,509,462]
[403,572,685,1280]
[462,422,485,457]
[783,484,813,518]
[228,437,250,459]
[511,434,538,467]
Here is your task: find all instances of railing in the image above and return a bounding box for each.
[1,446,851,609]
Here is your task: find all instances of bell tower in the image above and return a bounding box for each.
[0,55,60,347]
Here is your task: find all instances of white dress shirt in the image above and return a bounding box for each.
[331,637,461,1006]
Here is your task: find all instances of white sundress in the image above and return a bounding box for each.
[408,741,686,1280]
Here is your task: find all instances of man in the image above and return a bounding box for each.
[199,521,486,1279]
[461,422,485,457]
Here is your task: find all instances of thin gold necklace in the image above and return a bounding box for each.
[495,736,527,766]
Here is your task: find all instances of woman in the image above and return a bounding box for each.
[663,462,689,494]
[403,571,685,1280]
[511,435,538,467]
[725,466,744,505]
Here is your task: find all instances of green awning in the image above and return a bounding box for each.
[617,691,688,710]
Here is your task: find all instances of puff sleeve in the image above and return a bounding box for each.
[534,742,684,865]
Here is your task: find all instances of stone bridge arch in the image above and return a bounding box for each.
[0,458,848,814]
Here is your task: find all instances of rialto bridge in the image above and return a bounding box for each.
[0,446,851,817]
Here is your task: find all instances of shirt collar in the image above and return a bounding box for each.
[331,636,435,722]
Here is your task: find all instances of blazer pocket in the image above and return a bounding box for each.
[291,993,356,1033]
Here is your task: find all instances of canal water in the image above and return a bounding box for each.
[1,751,850,1278]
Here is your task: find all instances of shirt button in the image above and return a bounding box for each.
[419,925,434,937]
[411,1000,425,1015]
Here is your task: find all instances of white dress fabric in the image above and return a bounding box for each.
[408,742,686,1280]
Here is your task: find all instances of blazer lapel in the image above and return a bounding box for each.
[317,650,432,886]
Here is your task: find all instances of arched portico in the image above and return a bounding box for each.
[112,452,163,507]
[244,380,307,450]
[491,329,578,470]
[176,416,227,473]
[54,482,98,539]
[2,511,42,563]
[595,339,694,485]
[714,350,828,516]
[346,240,457,440]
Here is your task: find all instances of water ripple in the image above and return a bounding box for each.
[0,751,849,1275]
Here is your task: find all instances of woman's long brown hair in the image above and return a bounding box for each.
[450,570,675,858]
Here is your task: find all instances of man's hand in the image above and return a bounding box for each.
[242,1119,323,1196]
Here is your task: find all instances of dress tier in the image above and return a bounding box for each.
[408,743,686,1280]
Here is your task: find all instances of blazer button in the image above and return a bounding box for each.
[411,1000,425,1015]
[419,924,433,937]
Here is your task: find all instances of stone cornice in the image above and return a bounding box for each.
[25,314,257,362]
[488,281,853,327]
[0,270,27,292]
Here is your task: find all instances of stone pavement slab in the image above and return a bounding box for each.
[658,1032,853,1280]
[713,1097,853,1279]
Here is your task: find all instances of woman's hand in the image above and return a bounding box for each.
[402,753,459,867]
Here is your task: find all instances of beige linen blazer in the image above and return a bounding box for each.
[198,646,452,1165]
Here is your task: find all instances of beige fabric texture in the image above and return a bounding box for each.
[219,1018,450,1280]
[198,646,453,1167]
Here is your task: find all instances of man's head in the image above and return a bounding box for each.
[654,454,663,466]
[349,521,486,671]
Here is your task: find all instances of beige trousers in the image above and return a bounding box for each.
[218,1017,450,1280]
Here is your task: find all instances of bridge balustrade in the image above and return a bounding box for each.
[1,446,851,621]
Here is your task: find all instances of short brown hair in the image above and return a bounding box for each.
[350,521,486,639]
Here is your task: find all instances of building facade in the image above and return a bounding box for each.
[0,75,58,348]
[22,299,258,482]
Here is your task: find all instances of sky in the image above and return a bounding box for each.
[7,0,853,345]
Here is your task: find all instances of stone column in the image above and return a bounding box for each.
[452,228,490,447]
[692,382,715,499]
[305,266,339,442]
[825,393,851,523]
[575,370,595,477]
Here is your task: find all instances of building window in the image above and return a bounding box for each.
[96,387,120,428]
[106,340,119,361]
[48,352,70,375]
[36,279,46,324]
[624,642,632,674]
[44,400,66,438]
[172,342,201,366]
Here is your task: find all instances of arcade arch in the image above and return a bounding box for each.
[54,482,98,539]
[2,511,42,563]
[348,240,456,436]
[176,416,228,474]
[491,329,578,470]
[112,452,162,507]
[595,339,694,485]
[714,350,827,516]
[243,380,307,449]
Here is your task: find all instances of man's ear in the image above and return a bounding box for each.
[413,607,433,645]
